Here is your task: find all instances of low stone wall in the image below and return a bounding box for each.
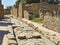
[44,15,60,33]
[11,2,60,19]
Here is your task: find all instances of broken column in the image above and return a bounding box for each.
[18,1,24,18]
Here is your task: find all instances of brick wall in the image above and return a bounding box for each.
[24,3,40,16]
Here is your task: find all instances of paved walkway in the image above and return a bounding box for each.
[22,18,60,45]
[0,19,10,45]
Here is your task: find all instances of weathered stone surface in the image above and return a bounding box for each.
[18,39,45,45]
[24,10,30,19]
[6,33,16,40]
[8,25,13,33]
[44,15,60,33]
[24,3,40,16]
[21,18,60,45]
[8,17,60,45]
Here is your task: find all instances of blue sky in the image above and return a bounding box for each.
[2,0,17,8]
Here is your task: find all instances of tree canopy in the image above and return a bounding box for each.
[25,0,40,4]
[6,6,12,9]
[48,0,59,4]
[24,0,59,4]
[15,0,59,4]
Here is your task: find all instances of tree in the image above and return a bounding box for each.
[25,0,40,4]
[6,6,12,9]
[48,0,59,4]
[15,0,21,5]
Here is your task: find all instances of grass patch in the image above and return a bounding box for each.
[57,15,60,18]
[32,18,43,23]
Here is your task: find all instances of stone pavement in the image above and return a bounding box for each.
[10,17,56,45]
[1,15,60,45]
[0,17,11,45]
[21,18,60,45]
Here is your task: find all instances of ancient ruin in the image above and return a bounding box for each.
[0,0,3,19]
[0,0,60,45]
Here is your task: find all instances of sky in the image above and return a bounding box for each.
[2,0,17,9]
[2,0,60,9]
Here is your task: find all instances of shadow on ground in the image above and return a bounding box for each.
[0,22,12,26]
[0,30,9,45]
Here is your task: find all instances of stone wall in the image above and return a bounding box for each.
[24,3,40,16]
[11,7,17,18]
[24,3,60,19]
[4,9,11,15]
[39,3,60,19]
[44,15,60,33]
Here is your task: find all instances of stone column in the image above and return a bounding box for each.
[0,0,4,19]
[18,1,24,18]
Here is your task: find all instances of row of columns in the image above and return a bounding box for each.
[11,1,24,19]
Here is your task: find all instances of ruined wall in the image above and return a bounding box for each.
[39,3,60,19]
[24,3,60,19]
[11,7,17,18]
[24,3,40,16]
[4,9,11,15]
[44,15,60,33]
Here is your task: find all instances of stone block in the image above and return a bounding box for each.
[6,33,15,40]
[8,40,17,45]
[44,15,60,33]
